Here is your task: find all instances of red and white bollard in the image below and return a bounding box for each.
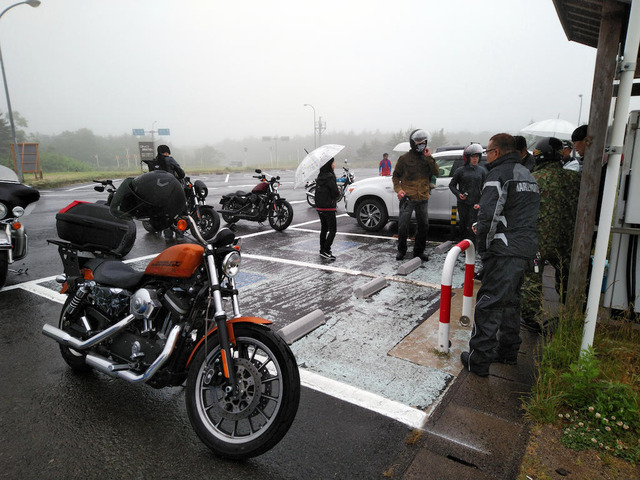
[437,239,475,353]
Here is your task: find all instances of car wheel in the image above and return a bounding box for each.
[355,198,388,232]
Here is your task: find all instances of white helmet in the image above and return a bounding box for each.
[409,129,430,153]
[463,143,483,163]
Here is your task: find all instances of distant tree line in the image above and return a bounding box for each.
[0,111,495,173]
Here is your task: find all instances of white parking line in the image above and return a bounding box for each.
[299,368,428,429]
[9,225,438,429]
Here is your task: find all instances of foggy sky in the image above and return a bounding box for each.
[2,0,620,146]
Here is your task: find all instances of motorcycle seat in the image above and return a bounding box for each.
[84,258,144,290]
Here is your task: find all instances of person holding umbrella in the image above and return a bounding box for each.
[315,158,340,261]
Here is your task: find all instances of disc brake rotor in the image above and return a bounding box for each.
[207,358,263,421]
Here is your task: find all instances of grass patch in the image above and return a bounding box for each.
[524,309,640,463]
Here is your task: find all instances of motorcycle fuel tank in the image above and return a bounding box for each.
[145,244,205,278]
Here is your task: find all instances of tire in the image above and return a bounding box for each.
[142,220,159,234]
[196,206,221,241]
[220,200,239,224]
[115,220,136,258]
[185,323,301,460]
[355,197,388,232]
[268,201,293,231]
[306,186,316,208]
[0,250,8,289]
[58,296,92,372]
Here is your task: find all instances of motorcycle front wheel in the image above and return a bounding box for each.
[196,206,221,240]
[185,323,300,459]
[268,200,293,231]
[0,250,8,289]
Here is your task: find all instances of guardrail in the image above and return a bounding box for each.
[437,239,475,353]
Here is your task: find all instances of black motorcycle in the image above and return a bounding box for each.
[0,166,40,288]
[142,176,220,241]
[305,159,354,208]
[219,169,293,231]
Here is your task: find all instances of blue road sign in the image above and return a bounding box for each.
[158,128,170,135]
[132,129,145,136]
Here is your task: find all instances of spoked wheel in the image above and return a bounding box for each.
[196,206,221,240]
[185,324,300,460]
[58,296,92,372]
[268,201,293,231]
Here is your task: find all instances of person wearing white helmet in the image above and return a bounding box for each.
[392,129,440,261]
[448,143,487,243]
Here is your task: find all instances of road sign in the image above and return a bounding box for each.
[158,128,170,136]
[132,129,145,136]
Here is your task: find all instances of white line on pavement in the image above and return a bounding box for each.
[299,368,428,429]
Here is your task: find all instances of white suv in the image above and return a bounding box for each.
[344,150,485,231]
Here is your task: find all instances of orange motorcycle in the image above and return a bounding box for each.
[42,170,300,459]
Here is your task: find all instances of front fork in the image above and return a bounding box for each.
[204,248,239,396]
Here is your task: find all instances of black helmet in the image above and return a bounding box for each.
[532,137,563,165]
[157,144,171,155]
[463,143,483,163]
[409,129,429,153]
[110,171,186,227]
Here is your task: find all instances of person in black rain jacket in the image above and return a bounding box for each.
[315,158,341,261]
[461,133,540,377]
[448,143,487,243]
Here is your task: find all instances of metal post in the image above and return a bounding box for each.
[303,104,316,149]
[578,94,583,125]
[0,1,41,183]
[581,0,640,353]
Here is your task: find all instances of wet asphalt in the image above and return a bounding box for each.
[1,168,461,479]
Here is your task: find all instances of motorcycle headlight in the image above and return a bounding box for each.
[222,251,241,277]
[11,206,24,218]
[0,202,7,220]
[194,180,208,199]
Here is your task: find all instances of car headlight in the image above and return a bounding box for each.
[0,202,7,220]
[222,251,241,277]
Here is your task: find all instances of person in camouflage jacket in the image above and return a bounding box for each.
[521,137,581,329]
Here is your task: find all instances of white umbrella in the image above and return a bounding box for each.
[520,119,577,140]
[294,144,345,188]
[392,141,410,152]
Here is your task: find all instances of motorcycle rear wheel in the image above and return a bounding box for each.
[268,201,293,231]
[306,185,316,208]
[196,206,221,241]
[220,201,239,224]
[0,250,8,289]
[185,323,300,460]
[142,220,159,234]
[58,296,92,372]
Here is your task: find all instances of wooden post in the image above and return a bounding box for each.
[566,1,627,312]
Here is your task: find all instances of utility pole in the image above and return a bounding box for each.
[317,117,326,146]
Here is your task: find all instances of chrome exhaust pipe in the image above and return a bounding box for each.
[84,325,182,383]
[42,314,136,350]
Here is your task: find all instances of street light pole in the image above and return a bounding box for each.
[0,0,40,183]
[303,103,316,149]
[577,94,583,125]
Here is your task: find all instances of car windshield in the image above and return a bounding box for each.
[435,155,462,178]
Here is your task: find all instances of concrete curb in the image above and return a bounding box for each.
[277,308,326,344]
[353,277,388,298]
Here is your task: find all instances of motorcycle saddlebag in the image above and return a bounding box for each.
[56,201,136,255]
